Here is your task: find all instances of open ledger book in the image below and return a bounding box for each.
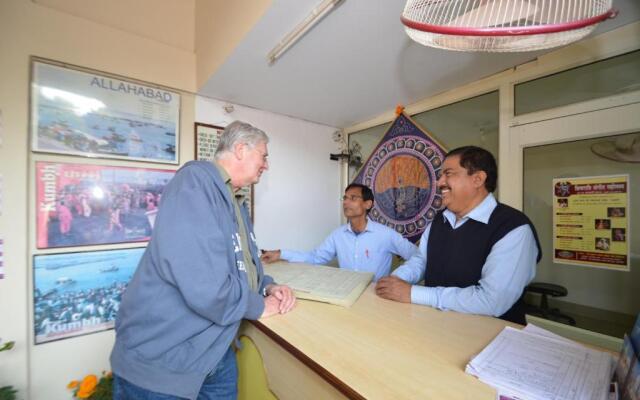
[263,262,373,307]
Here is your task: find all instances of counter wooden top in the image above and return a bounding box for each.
[252,284,517,400]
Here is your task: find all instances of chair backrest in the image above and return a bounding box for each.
[236,335,278,400]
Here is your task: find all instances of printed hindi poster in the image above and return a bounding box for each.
[31,62,180,163]
[33,247,145,344]
[36,161,175,249]
[553,175,630,271]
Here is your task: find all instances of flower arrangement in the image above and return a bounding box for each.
[67,372,113,400]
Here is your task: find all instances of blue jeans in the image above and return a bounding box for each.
[113,346,238,400]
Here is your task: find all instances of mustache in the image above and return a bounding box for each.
[437,185,451,193]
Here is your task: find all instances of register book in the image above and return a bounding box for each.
[263,262,373,307]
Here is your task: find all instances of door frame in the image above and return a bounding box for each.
[502,101,640,209]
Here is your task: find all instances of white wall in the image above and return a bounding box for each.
[196,97,342,252]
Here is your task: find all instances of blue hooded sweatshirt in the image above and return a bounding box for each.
[110,160,273,399]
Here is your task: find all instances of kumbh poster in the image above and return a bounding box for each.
[352,112,446,243]
[33,247,145,344]
[553,175,630,271]
[36,161,175,249]
[31,61,180,163]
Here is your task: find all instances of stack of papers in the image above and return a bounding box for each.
[466,325,614,400]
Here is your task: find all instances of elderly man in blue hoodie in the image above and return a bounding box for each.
[110,121,296,400]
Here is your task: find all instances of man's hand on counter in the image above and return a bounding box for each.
[261,284,297,318]
[260,249,281,263]
[375,276,411,303]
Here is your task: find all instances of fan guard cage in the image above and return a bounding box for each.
[401,0,616,52]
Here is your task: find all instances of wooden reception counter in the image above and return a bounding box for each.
[240,285,517,400]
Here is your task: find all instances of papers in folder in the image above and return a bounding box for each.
[466,324,614,400]
[263,262,373,307]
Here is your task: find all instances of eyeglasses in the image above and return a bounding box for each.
[245,144,269,162]
[342,195,363,201]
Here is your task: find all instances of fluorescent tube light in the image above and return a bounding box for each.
[267,0,344,65]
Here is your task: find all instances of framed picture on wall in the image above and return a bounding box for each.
[194,122,254,221]
[33,247,145,344]
[31,60,180,164]
[36,161,176,249]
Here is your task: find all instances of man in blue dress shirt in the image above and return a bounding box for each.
[375,146,541,324]
[261,183,417,282]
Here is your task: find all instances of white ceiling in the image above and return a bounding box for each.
[199,0,640,129]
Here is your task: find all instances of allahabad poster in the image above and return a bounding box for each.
[553,175,630,271]
[31,62,180,163]
[33,247,145,344]
[36,161,175,249]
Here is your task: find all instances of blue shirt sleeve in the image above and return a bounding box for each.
[388,230,418,261]
[392,225,430,283]
[406,224,538,317]
[280,231,338,265]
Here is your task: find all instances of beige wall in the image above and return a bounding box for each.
[33,0,196,52]
[0,0,195,398]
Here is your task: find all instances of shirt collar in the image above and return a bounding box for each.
[212,160,232,185]
[442,192,497,226]
[345,217,375,234]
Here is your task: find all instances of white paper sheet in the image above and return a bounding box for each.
[467,325,614,400]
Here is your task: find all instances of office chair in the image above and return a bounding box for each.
[525,282,576,326]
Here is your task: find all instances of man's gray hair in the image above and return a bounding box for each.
[214,121,269,159]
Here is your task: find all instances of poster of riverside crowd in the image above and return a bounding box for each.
[36,162,175,248]
[31,61,180,164]
[34,247,145,344]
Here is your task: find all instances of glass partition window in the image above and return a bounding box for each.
[523,132,640,338]
[348,91,499,182]
[515,50,640,116]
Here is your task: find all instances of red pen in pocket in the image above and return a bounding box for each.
[365,249,369,258]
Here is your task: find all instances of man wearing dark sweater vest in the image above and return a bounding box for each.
[375,146,541,324]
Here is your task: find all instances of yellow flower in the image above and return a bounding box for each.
[67,380,80,389]
[76,374,98,398]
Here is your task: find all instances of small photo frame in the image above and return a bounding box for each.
[595,237,610,251]
[612,228,626,242]
[607,207,626,218]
